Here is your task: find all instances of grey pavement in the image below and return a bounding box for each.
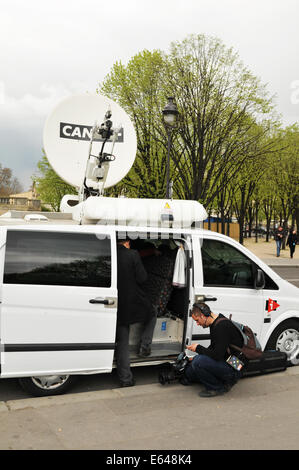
[0,366,299,450]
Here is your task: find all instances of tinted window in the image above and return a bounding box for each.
[202,239,254,288]
[4,230,111,287]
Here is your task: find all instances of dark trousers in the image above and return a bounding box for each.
[276,239,282,256]
[289,244,296,258]
[115,324,133,384]
[184,354,242,391]
[139,306,158,349]
[115,311,157,383]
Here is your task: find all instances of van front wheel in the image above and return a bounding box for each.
[19,375,76,397]
[265,320,299,361]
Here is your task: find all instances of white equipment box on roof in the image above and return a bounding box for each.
[61,195,207,227]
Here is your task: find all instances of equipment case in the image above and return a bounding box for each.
[243,350,288,377]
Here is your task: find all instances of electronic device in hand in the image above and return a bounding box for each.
[226,355,244,371]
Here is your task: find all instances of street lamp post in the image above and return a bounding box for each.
[162,97,179,199]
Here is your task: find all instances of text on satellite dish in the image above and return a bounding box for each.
[60,122,124,142]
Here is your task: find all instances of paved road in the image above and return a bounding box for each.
[0,265,298,401]
[271,266,299,288]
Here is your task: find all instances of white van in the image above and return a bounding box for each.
[0,207,298,397]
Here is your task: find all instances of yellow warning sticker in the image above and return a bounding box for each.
[164,203,171,209]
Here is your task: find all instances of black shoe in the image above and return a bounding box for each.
[224,377,238,392]
[120,379,136,388]
[138,346,151,358]
[199,388,227,398]
[179,376,192,386]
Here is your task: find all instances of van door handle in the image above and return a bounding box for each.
[195,295,217,302]
[89,297,115,305]
[204,295,217,302]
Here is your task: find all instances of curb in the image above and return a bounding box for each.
[261,260,299,266]
[0,383,173,412]
[266,263,299,267]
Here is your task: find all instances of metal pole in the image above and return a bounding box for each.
[166,127,172,199]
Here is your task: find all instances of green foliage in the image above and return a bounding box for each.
[99,50,169,198]
[99,35,276,207]
[269,124,299,227]
[34,151,77,211]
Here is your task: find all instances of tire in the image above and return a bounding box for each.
[18,375,76,397]
[265,319,299,361]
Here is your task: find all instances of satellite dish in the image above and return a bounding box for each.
[43,94,137,190]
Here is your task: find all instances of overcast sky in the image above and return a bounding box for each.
[0,0,298,190]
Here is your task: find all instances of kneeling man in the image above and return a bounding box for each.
[183,303,243,397]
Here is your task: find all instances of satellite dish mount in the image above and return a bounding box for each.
[82,108,120,200]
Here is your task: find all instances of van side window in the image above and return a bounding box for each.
[201,239,254,288]
[4,230,111,288]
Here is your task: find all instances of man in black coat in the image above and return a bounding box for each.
[116,238,153,386]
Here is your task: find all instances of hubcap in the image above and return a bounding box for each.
[31,375,69,390]
[276,329,299,358]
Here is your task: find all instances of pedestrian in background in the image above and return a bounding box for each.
[274,226,284,257]
[287,229,298,259]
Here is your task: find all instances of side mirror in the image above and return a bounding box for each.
[255,269,265,290]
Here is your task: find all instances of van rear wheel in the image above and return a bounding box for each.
[265,320,299,362]
[19,375,76,397]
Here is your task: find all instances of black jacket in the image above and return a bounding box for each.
[195,314,244,361]
[117,245,153,326]
[274,229,284,241]
[287,233,298,246]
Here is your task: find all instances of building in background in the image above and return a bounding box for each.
[0,185,41,215]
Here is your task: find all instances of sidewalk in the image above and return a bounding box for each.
[243,238,299,266]
[0,366,299,450]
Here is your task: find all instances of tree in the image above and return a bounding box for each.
[100,35,276,212]
[0,165,23,195]
[231,125,277,244]
[34,151,77,211]
[100,50,169,198]
[162,35,277,206]
[213,169,235,235]
[269,125,299,235]
[260,189,277,242]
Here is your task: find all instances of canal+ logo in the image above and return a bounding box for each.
[59,122,124,142]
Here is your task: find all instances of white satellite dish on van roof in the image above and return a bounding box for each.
[43,94,137,190]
